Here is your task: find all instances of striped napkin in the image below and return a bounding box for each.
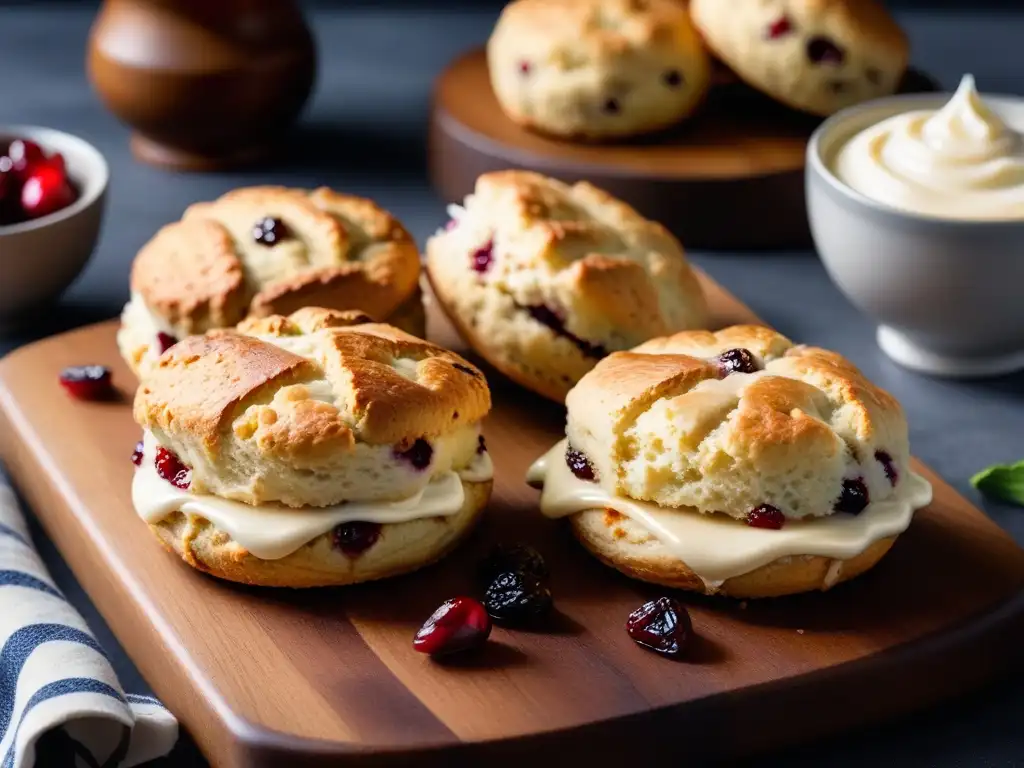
[0,473,178,768]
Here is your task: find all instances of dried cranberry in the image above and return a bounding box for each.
[603,97,621,114]
[876,451,898,486]
[565,445,596,481]
[523,304,607,359]
[717,348,758,376]
[471,239,494,274]
[154,447,191,489]
[518,60,531,76]
[662,69,683,88]
[58,365,114,401]
[155,332,178,354]
[394,439,433,470]
[807,36,845,65]
[131,440,144,467]
[477,434,487,454]
[252,217,289,246]
[332,521,382,556]
[413,597,492,657]
[747,504,785,530]
[835,478,869,515]
[626,597,691,659]
[478,543,548,585]
[20,157,76,220]
[483,570,552,624]
[765,15,794,39]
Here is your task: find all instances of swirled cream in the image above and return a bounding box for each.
[132,432,493,560]
[527,440,932,590]
[833,75,1024,220]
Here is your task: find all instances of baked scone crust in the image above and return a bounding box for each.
[151,478,491,588]
[426,170,708,402]
[691,0,909,117]
[488,0,711,139]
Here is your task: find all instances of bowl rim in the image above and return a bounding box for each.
[0,124,109,236]
[807,89,1024,229]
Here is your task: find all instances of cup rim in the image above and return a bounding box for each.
[0,124,110,237]
[807,90,1024,229]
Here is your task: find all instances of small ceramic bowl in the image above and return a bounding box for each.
[806,93,1024,378]
[0,125,109,321]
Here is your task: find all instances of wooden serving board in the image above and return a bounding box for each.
[1,274,1023,768]
[429,49,938,250]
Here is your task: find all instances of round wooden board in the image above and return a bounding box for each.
[429,49,938,250]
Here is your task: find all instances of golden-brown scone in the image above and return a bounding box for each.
[117,186,424,376]
[691,0,909,117]
[425,170,708,402]
[488,0,711,139]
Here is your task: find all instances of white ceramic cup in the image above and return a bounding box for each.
[806,93,1024,378]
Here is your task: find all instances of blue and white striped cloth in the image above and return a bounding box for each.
[0,474,177,768]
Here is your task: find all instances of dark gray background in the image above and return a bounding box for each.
[1,2,1023,766]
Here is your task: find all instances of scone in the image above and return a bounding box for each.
[131,307,493,587]
[691,0,909,117]
[425,170,708,402]
[118,186,424,377]
[526,325,933,598]
[488,0,711,139]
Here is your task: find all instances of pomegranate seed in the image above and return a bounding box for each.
[413,597,492,657]
[331,521,382,556]
[0,156,19,226]
[876,451,898,486]
[718,348,758,376]
[131,440,144,467]
[394,438,433,470]
[626,597,692,659]
[807,36,845,65]
[765,16,794,39]
[155,447,191,489]
[155,332,178,353]
[58,365,114,400]
[835,478,869,514]
[6,139,46,175]
[252,217,289,246]
[20,158,76,220]
[747,504,785,529]
[565,444,596,481]
[471,239,494,273]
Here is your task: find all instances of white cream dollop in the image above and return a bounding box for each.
[833,75,1024,220]
[132,432,492,560]
[527,440,932,590]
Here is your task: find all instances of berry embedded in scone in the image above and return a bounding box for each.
[691,0,909,117]
[526,325,933,598]
[425,170,709,403]
[117,186,425,377]
[487,0,711,139]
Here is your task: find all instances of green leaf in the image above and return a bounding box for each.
[970,459,1024,506]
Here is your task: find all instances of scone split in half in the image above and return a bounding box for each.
[527,326,933,598]
[131,308,493,587]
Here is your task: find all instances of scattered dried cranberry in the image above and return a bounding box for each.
[662,69,683,88]
[252,217,289,246]
[747,504,785,530]
[413,597,492,657]
[131,440,144,467]
[603,97,621,114]
[626,597,691,659]
[477,434,487,454]
[876,451,898,486]
[20,157,76,220]
[765,15,794,39]
[58,365,114,401]
[717,348,758,376]
[478,543,548,586]
[807,36,845,65]
[471,239,494,274]
[835,478,869,515]
[332,521,382,556]
[394,438,433,470]
[565,445,596,482]
[524,304,607,359]
[154,447,191,489]
[483,570,552,624]
[155,332,178,354]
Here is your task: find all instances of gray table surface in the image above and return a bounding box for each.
[1,3,1022,766]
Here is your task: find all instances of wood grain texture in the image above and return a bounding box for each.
[1,272,1023,768]
[429,49,938,250]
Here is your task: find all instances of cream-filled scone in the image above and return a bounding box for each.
[526,325,933,598]
[131,307,493,587]
[487,0,711,139]
[425,171,709,402]
[690,0,909,117]
[118,186,424,377]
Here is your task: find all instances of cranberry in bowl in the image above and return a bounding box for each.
[0,125,109,320]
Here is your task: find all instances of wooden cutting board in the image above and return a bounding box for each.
[1,273,1022,768]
